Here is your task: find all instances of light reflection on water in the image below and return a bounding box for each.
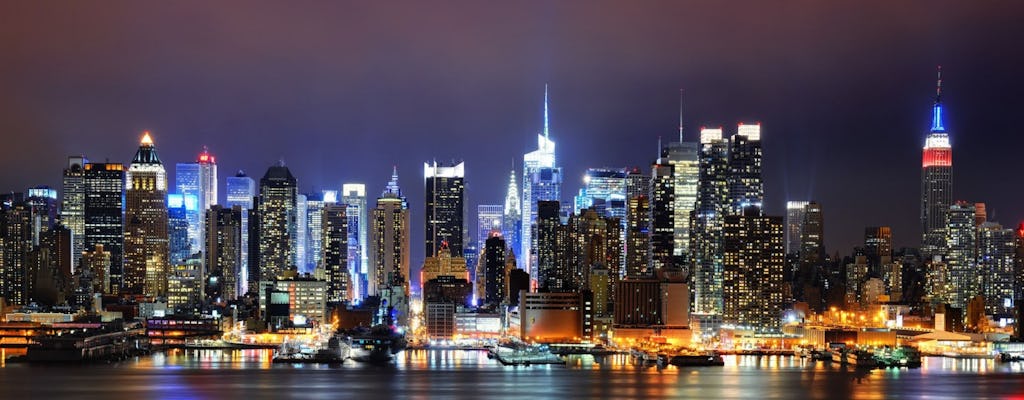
[1,350,1022,399]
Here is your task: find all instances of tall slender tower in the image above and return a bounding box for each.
[921,66,953,259]
[370,167,410,296]
[84,162,125,292]
[502,169,522,264]
[124,132,169,296]
[690,127,729,315]
[727,123,763,213]
[651,156,675,270]
[61,156,88,269]
[342,184,368,298]
[225,171,255,294]
[522,85,562,279]
[660,91,700,258]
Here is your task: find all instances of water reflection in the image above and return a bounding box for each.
[1,351,1023,399]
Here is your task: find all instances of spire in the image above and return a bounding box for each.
[678,89,684,143]
[132,131,161,164]
[543,84,550,139]
[930,65,946,133]
[140,131,154,146]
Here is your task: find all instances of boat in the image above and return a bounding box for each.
[669,352,725,367]
[845,349,877,367]
[348,325,407,363]
[272,335,351,364]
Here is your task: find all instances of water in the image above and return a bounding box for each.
[1,350,1023,399]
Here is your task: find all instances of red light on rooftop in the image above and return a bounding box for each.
[922,148,952,168]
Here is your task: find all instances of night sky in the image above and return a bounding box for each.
[2,1,1023,268]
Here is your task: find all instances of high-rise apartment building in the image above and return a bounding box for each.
[650,160,675,269]
[944,201,977,309]
[84,162,125,292]
[722,207,784,332]
[690,127,728,315]
[225,171,255,294]
[322,203,349,302]
[205,205,242,301]
[726,123,763,213]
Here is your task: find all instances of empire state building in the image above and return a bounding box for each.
[921,67,953,259]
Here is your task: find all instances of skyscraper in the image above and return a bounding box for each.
[690,127,729,315]
[205,205,242,301]
[322,202,349,302]
[175,148,217,258]
[482,232,507,307]
[722,207,784,332]
[295,193,308,274]
[784,201,809,256]
[167,193,193,265]
[84,162,125,292]
[303,190,336,274]
[726,123,763,213]
[476,204,503,260]
[342,184,368,298]
[424,161,465,258]
[225,171,255,294]
[1,200,32,304]
[944,201,976,310]
[625,195,651,278]
[61,156,88,269]
[651,159,675,269]
[522,85,562,279]
[370,168,410,296]
[535,200,568,291]
[123,132,169,297]
[921,67,953,258]
[977,221,1016,316]
[502,169,522,264]
[257,162,297,282]
[864,226,893,270]
[661,97,700,258]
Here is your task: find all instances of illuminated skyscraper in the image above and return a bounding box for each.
[205,205,242,301]
[944,201,977,310]
[727,123,763,213]
[977,221,1016,316]
[661,96,700,258]
[722,207,784,332]
[370,168,410,296]
[257,162,297,282]
[175,148,217,258]
[626,195,651,278]
[61,156,88,268]
[535,200,567,291]
[123,132,169,296]
[225,171,255,294]
[1,200,32,304]
[303,190,336,274]
[295,193,308,274]
[651,158,675,270]
[502,169,522,264]
[476,204,503,259]
[167,193,192,265]
[84,162,125,292]
[424,161,465,258]
[800,202,825,268]
[690,127,728,315]
[322,203,349,302]
[785,201,809,256]
[342,184,368,298]
[921,67,953,258]
[482,232,507,307]
[522,85,562,279]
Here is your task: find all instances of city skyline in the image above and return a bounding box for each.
[2,1,1024,271]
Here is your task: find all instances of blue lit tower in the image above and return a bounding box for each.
[342,183,368,299]
[501,169,521,264]
[225,171,255,294]
[921,66,953,259]
[691,127,729,315]
[175,148,218,259]
[476,204,503,269]
[521,85,562,281]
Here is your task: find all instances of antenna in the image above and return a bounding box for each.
[678,89,684,143]
[936,65,943,103]
[543,84,550,139]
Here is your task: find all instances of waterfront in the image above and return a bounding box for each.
[1,350,1022,399]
